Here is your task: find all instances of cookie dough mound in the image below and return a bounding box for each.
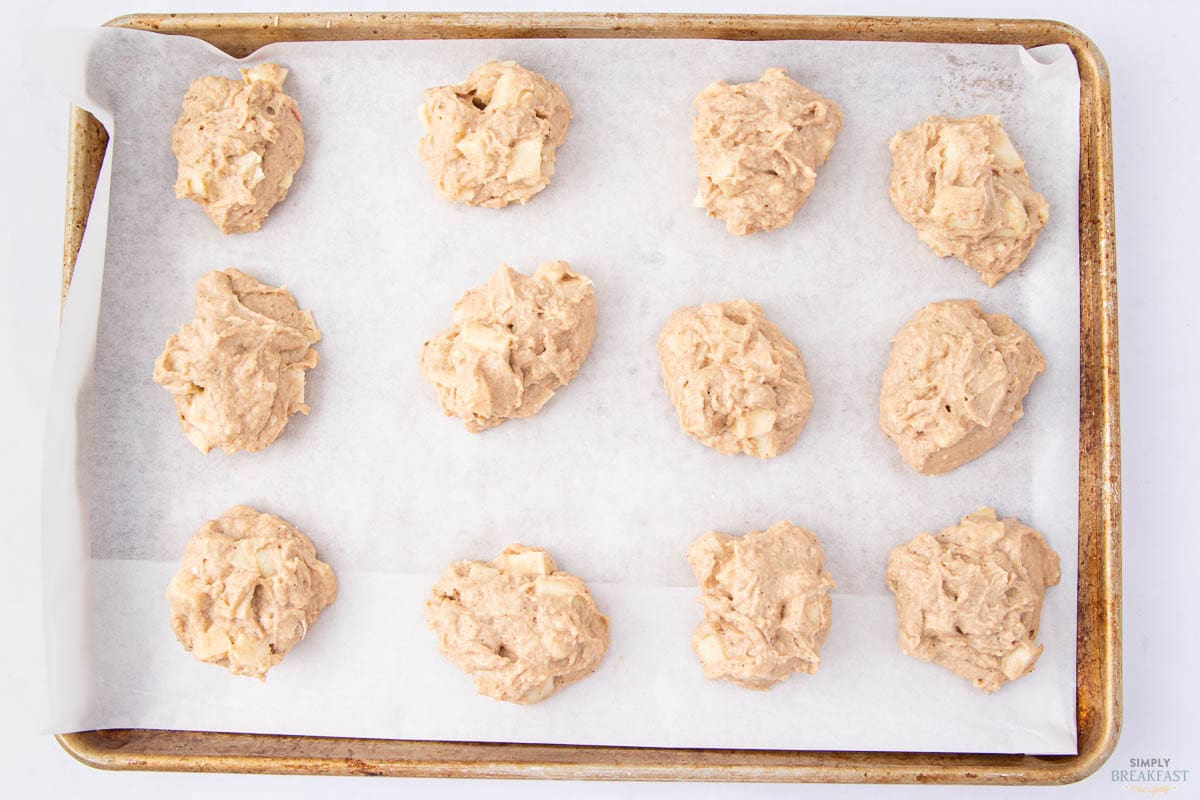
[692,68,842,235]
[154,268,320,454]
[658,300,812,458]
[886,507,1061,692]
[879,299,1044,475]
[418,61,572,208]
[889,114,1049,286]
[426,545,610,704]
[166,505,337,680]
[419,261,595,432]
[688,521,835,689]
[172,64,305,234]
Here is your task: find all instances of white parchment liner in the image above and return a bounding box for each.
[41,28,1080,754]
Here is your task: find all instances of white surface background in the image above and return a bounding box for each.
[3,0,1196,797]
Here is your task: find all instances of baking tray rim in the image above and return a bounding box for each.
[52,11,1120,785]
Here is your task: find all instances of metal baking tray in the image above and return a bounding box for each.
[54,12,1120,784]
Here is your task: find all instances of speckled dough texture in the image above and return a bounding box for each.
[418,60,572,208]
[657,299,813,458]
[889,114,1049,286]
[419,260,596,432]
[153,268,321,454]
[886,507,1061,693]
[171,64,305,234]
[166,505,337,680]
[688,521,835,689]
[879,299,1045,475]
[691,67,842,235]
[425,545,610,704]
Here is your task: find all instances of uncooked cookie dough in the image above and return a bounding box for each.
[425,545,610,704]
[879,299,1044,475]
[153,268,320,454]
[418,61,572,208]
[419,261,595,432]
[172,64,305,234]
[688,521,835,690]
[889,114,1049,286]
[692,67,842,235]
[886,507,1061,692]
[166,505,337,680]
[657,300,812,458]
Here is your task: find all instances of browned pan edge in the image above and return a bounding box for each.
[55,12,1120,784]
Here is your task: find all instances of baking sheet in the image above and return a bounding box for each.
[41,27,1080,754]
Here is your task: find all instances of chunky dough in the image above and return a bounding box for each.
[154,268,320,454]
[657,300,812,458]
[879,299,1044,475]
[419,261,595,432]
[166,505,337,680]
[688,521,835,689]
[418,61,572,207]
[692,68,842,235]
[886,507,1061,692]
[172,64,305,234]
[425,545,610,704]
[889,114,1049,286]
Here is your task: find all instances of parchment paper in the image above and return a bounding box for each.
[41,27,1080,754]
